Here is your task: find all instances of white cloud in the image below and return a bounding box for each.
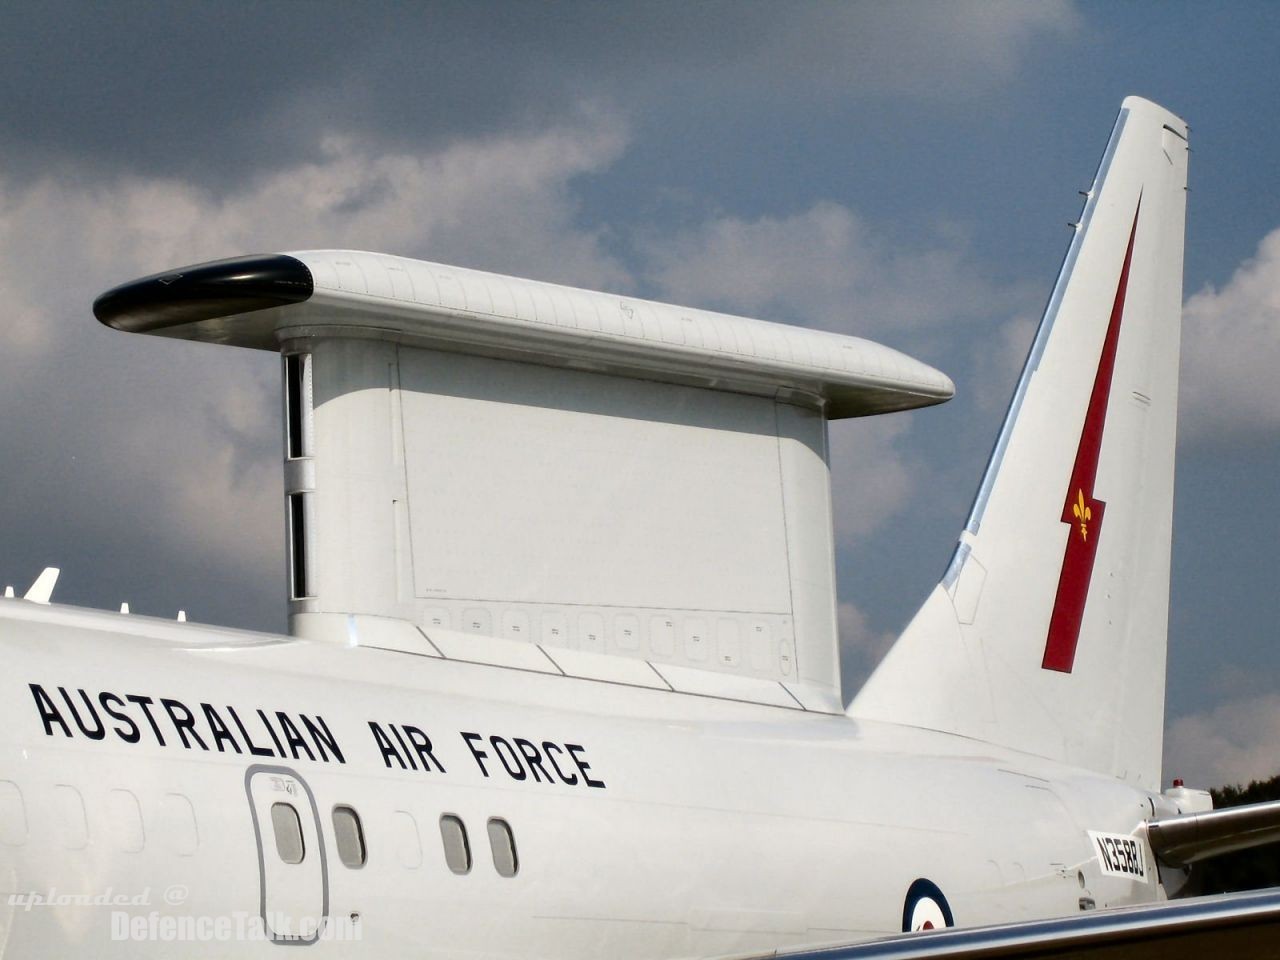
[2,114,983,624]
[89,115,629,294]
[971,314,1037,413]
[0,108,1042,628]
[1180,227,1280,440]
[1165,693,1280,788]
[828,415,917,544]
[0,115,632,620]
[643,201,1022,336]
[726,2,1080,101]
[838,599,898,702]
[2,114,631,357]
[643,201,1022,543]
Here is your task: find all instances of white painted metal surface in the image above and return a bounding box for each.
[96,225,954,707]
[0,598,1170,958]
[770,890,1280,959]
[852,97,1189,790]
[291,248,955,415]
[292,335,840,706]
[124,248,955,419]
[6,97,1266,960]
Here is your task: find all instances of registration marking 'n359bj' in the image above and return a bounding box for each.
[1088,830,1149,882]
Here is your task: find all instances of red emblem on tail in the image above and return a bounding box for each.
[1041,205,1141,673]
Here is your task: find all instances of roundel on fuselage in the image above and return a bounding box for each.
[902,878,954,932]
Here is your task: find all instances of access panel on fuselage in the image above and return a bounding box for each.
[399,350,792,613]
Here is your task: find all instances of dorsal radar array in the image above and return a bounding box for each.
[95,253,953,712]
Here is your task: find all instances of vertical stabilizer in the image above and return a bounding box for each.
[850,98,1189,789]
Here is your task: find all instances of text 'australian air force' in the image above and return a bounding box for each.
[27,683,605,789]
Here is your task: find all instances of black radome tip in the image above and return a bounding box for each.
[93,254,314,334]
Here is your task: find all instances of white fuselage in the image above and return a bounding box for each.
[0,599,1165,958]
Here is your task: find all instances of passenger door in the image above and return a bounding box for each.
[245,765,328,943]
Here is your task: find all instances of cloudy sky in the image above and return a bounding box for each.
[2,1,1277,789]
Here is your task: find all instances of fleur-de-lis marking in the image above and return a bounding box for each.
[1072,489,1092,541]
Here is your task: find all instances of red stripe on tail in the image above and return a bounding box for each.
[1041,204,1141,673]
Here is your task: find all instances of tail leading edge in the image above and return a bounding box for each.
[850,97,1189,789]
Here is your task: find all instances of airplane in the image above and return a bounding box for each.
[2,95,1279,958]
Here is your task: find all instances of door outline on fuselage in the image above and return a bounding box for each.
[244,764,330,945]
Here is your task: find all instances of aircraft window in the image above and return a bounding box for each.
[53,784,89,850]
[439,814,471,875]
[332,805,366,869]
[160,792,199,856]
[271,802,305,864]
[487,818,518,878]
[107,788,145,853]
[394,810,422,869]
[0,780,28,846]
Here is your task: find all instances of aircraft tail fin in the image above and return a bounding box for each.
[850,97,1189,788]
[23,567,60,605]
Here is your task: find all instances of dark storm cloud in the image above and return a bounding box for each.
[1,0,390,181]
[0,322,285,630]
[0,1,1075,186]
[0,104,636,629]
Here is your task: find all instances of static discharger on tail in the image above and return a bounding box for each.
[2,96,1280,959]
